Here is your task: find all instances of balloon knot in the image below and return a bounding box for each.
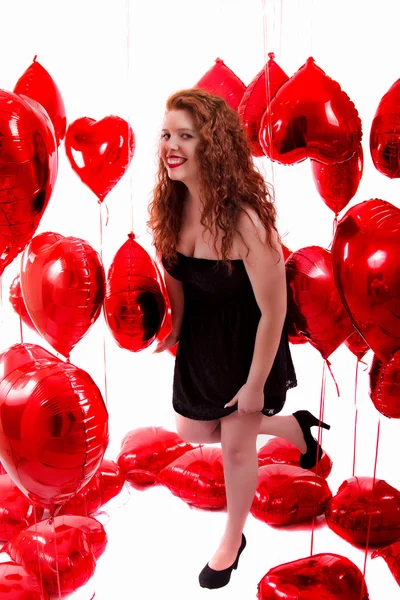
[33,55,37,62]
[268,52,275,60]
[128,232,135,240]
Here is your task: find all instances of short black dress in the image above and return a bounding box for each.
[162,252,297,421]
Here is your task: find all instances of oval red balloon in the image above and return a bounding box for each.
[370,77,400,178]
[311,144,363,215]
[332,199,400,362]
[65,115,135,202]
[20,232,105,358]
[0,343,109,511]
[14,57,67,146]
[238,53,289,156]
[259,57,362,165]
[286,246,354,359]
[196,57,246,111]
[370,350,400,418]
[0,91,57,276]
[104,235,166,352]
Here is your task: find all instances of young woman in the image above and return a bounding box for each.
[148,89,330,590]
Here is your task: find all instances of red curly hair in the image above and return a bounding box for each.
[147,88,279,271]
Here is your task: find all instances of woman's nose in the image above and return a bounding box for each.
[167,136,179,150]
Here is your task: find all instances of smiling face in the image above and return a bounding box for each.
[159,109,201,186]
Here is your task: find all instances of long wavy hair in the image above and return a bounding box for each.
[147,88,280,272]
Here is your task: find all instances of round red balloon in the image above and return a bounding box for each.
[311,144,363,215]
[257,553,369,599]
[20,232,105,358]
[238,53,289,156]
[9,275,35,331]
[370,77,400,178]
[65,115,135,202]
[332,199,400,362]
[117,426,194,487]
[0,90,57,276]
[158,446,226,509]
[370,350,400,418]
[14,57,67,146]
[259,57,362,165]
[104,234,166,352]
[286,246,354,359]
[196,57,246,111]
[0,343,109,511]
[58,459,125,516]
[5,515,107,595]
[326,476,400,546]
[258,438,332,479]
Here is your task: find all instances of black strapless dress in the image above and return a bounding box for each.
[161,252,297,421]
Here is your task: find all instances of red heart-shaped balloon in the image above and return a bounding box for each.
[5,515,107,595]
[370,77,400,178]
[311,144,364,215]
[20,231,105,358]
[251,464,332,526]
[286,246,354,359]
[0,91,58,276]
[104,234,167,352]
[0,562,48,599]
[372,540,400,586]
[0,343,108,510]
[326,476,400,546]
[0,472,44,541]
[196,58,246,111]
[238,53,289,156]
[14,57,67,146]
[332,199,400,362]
[58,459,125,515]
[259,57,362,165]
[117,426,194,487]
[257,553,369,599]
[370,350,400,418]
[158,446,226,509]
[65,116,135,202]
[345,329,370,361]
[258,438,332,479]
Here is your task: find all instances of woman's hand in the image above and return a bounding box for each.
[152,332,179,353]
[224,382,264,415]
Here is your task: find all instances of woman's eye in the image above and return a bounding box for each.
[182,134,192,139]
[161,133,170,140]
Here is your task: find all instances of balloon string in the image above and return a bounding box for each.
[33,505,45,599]
[50,517,63,599]
[361,418,380,591]
[99,204,109,407]
[261,0,277,200]
[310,359,327,556]
[352,358,360,477]
[325,358,340,397]
[126,0,135,234]
[19,314,23,343]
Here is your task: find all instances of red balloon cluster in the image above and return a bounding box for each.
[196,58,246,111]
[104,234,167,352]
[117,426,194,487]
[65,115,135,202]
[325,477,400,546]
[20,232,105,358]
[5,515,107,595]
[251,464,332,526]
[158,446,226,509]
[0,343,109,511]
[0,90,58,276]
[258,438,333,479]
[257,553,369,599]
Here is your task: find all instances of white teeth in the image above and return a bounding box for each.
[167,158,186,165]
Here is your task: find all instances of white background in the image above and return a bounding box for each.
[0,0,399,598]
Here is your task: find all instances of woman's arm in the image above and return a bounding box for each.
[164,268,185,340]
[237,209,287,391]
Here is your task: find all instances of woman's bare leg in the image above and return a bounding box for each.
[207,409,263,571]
[175,413,221,444]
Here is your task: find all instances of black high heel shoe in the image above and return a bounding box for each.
[198,534,246,589]
[292,410,330,469]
